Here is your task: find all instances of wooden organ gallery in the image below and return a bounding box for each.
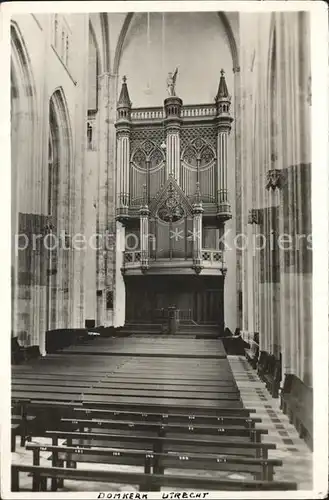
[116,72,233,331]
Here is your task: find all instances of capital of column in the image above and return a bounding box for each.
[216,116,234,134]
[139,205,150,217]
[216,201,232,224]
[192,260,203,275]
[140,251,149,274]
[164,96,183,126]
[165,122,182,133]
[192,204,204,216]
[116,126,131,138]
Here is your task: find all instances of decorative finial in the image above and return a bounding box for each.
[215,68,230,101]
[117,75,132,109]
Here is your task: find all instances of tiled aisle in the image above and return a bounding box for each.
[228,355,313,490]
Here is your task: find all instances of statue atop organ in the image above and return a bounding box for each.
[166,67,179,97]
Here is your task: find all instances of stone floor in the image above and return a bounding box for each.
[12,355,313,492]
[228,355,313,490]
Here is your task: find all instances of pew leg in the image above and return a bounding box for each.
[144,456,151,474]
[262,465,273,481]
[251,431,261,443]
[11,432,16,453]
[32,449,40,491]
[11,468,19,492]
[40,477,47,491]
[57,460,64,488]
[51,478,58,492]
[20,406,27,447]
[32,475,40,492]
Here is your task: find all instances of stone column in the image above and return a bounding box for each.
[192,186,203,275]
[139,201,150,274]
[115,76,132,223]
[96,71,110,325]
[164,96,182,182]
[116,129,130,216]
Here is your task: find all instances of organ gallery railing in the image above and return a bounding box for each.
[129,104,217,122]
[123,249,223,269]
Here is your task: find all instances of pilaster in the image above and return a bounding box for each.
[215,70,234,223]
[164,96,182,182]
[192,184,203,275]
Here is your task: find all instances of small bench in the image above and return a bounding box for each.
[11,464,297,492]
[280,374,313,450]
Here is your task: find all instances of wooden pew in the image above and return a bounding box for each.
[12,399,258,443]
[11,464,297,491]
[73,407,262,428]
[45,329,89,354]
[60,417,267,442]
[46,430,276,460]
[26,442,282,482]
[11,334,290,492]
[12,380,240,396]
[263,354,281,398]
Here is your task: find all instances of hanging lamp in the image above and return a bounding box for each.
[160,12,166,151]
[144,12,152,95]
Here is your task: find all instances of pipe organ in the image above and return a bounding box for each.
[115,71,233,277]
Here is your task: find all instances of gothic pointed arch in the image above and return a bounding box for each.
[11,21,36,342]
[149,175,193,218]
[47,88,72,330]
[88,21,100,113]
[113,12,239,76]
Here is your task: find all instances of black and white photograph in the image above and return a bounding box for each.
[0,1,328,498]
